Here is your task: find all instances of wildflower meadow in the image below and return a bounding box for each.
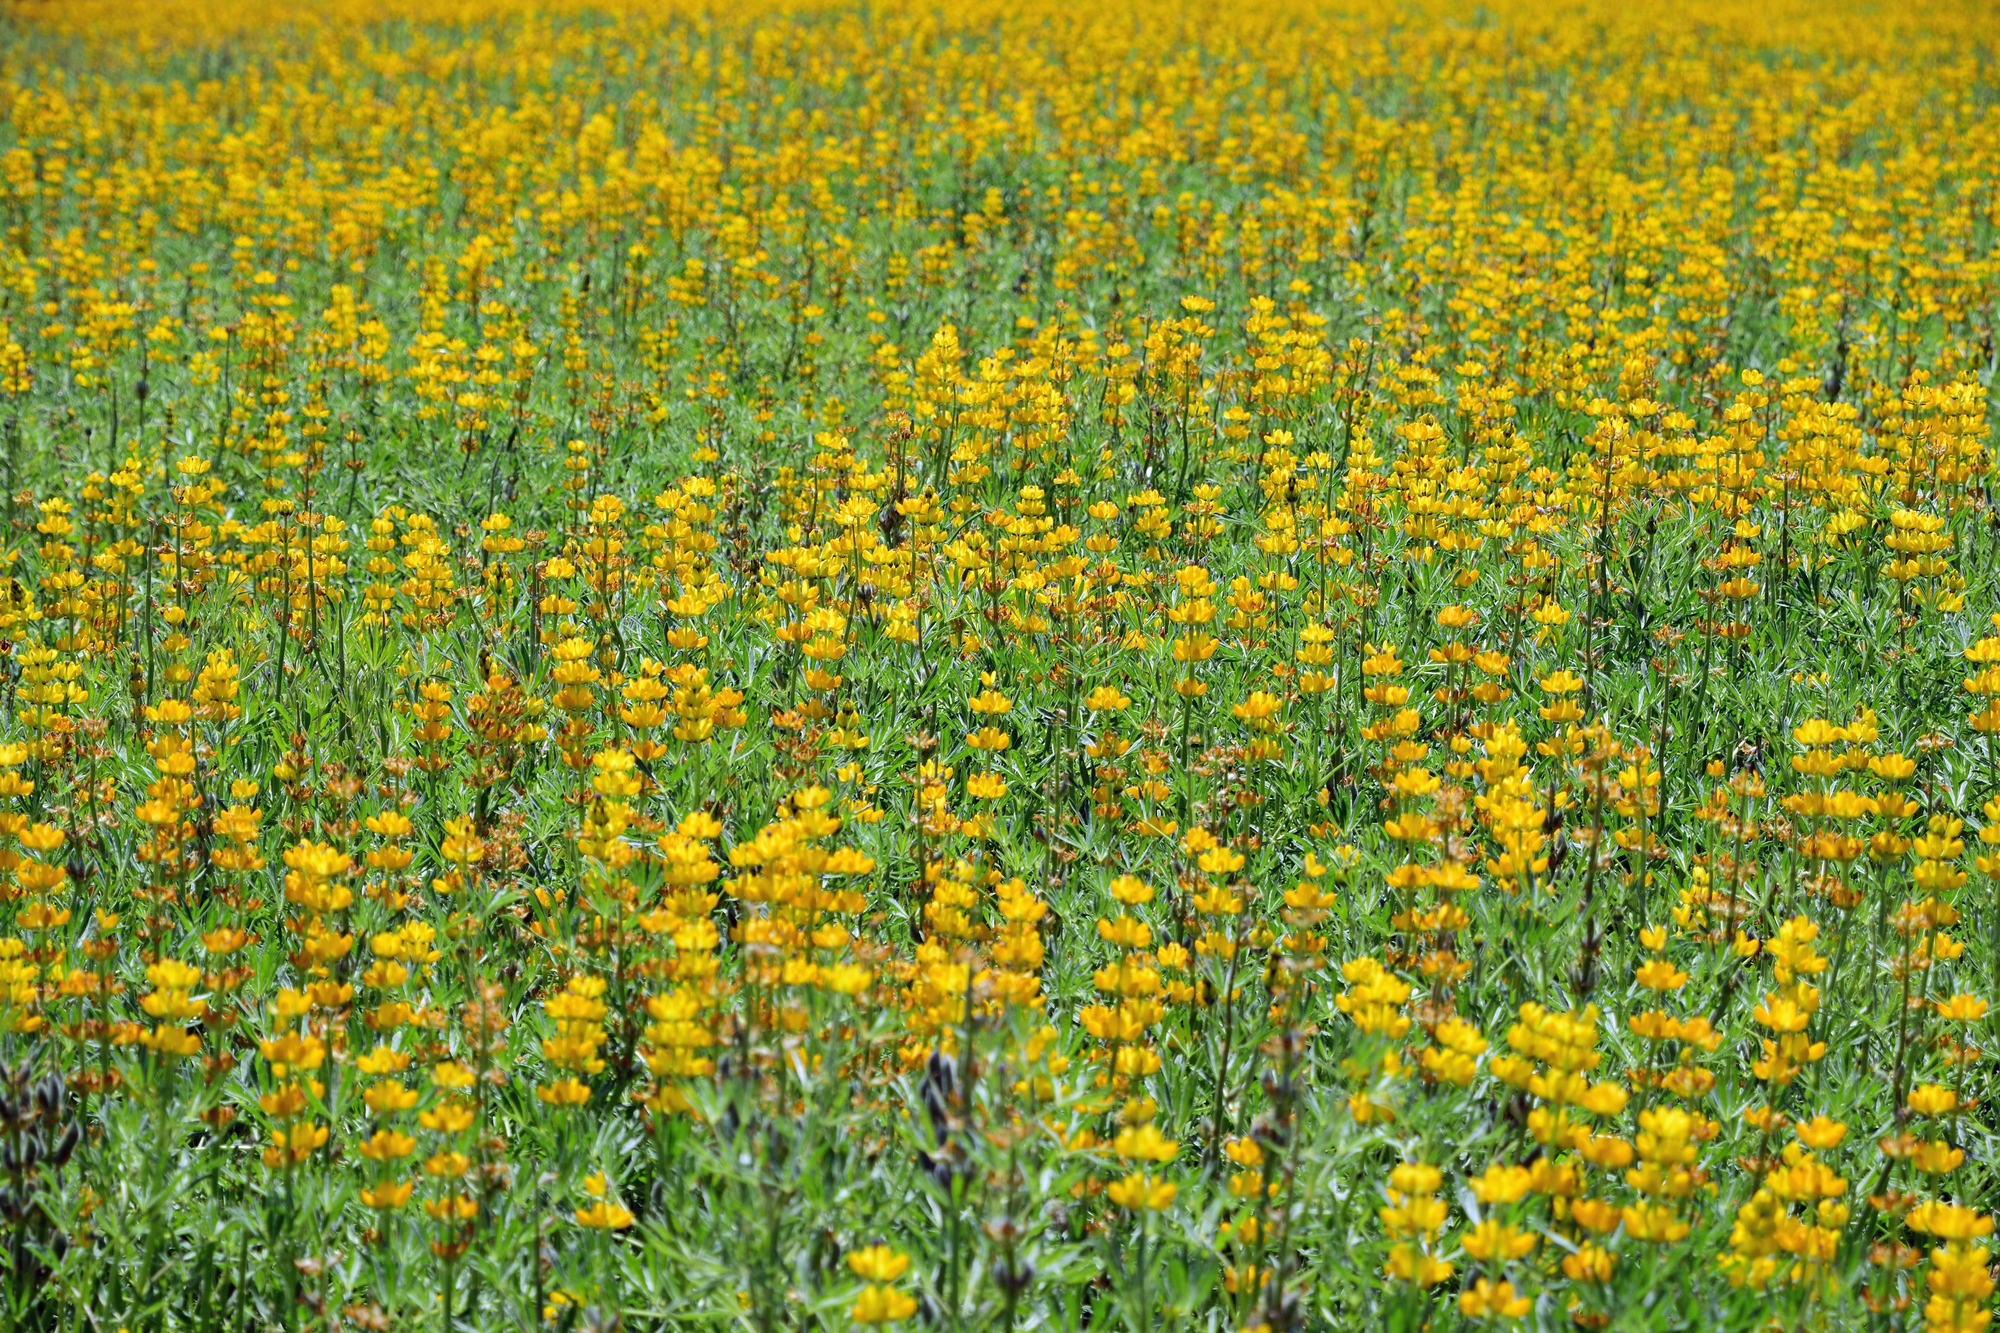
[0,0,1995,1327]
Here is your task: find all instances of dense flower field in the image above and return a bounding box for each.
[0,0,1995,1327]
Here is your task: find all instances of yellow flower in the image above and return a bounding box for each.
[1084,685,1131,711]
[1937,994,1989,1022]
[1111,1124,1178,1164]
[1908,1084,1960,1117]
[1384,1243,1454,1286]
[1620,1201,1690,1243]
[425,1194,480,1223]
[1908,1202,1995,1241]
[574,1201,634,1230]
[851,1284,917,1324]
[1562,1244,1616,1284]
[1467,1163,1531,1206]
[1105,1171,1176,1211]
[846,1246,911,1282]
[1578,1082,1629,1117]
[536,1078,593,1107]
[1795,1116,1848,1150]
[1633,958,1688,991]
[1926,1243,1995,1301]
[360,1180,414,1210]
[417,1101,476,1133]
[1459,1277,1530,1319]
[357,1129,417,1161]
[425,1152,470,1178]
[965,771,1007,800]
[140,1026,202,1058]
[1460,1219,1535,1263]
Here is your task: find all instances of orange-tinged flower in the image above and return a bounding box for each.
[360,1180,414,1210]
[1795,1116,1848,1150]
[357,1129,417,1161]
[537,1078,592,1107]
